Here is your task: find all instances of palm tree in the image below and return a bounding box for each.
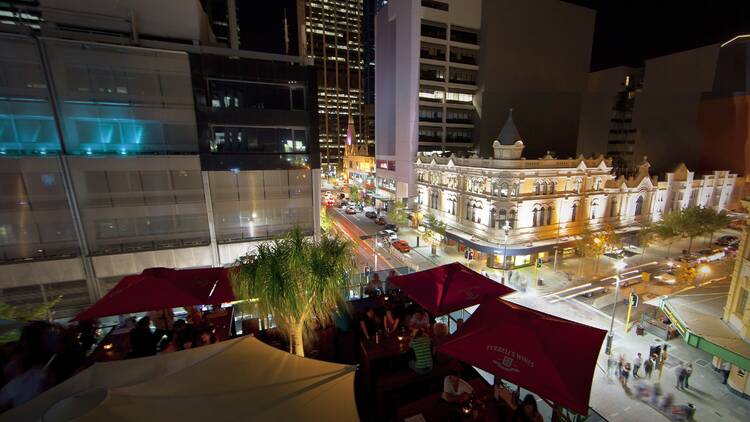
[231,228,354,357]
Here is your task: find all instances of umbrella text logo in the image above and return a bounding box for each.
[493,356,519,373]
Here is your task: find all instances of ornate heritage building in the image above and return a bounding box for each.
[415,112,737,269]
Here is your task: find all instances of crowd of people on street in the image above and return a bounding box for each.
[125,306,220,358]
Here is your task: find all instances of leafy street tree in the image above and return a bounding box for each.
[423,213,447,255]
[637,223,657,264]
[320,207,334,234]
[0,297,60,343]
[231,228,354,357]
[387,200,408,226]
[655,207,731,253]
[576,225,621,275]
[654,215,680,257]
[703,207,731,246]
[348,184,360,203]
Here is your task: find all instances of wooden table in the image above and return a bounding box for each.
[361,333,410,361]
[397,378,507,422]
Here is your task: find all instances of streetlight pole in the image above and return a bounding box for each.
[605,258,627,355]
[502,221,511,284]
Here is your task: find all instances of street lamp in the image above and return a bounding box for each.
[605,258,627,355]
[699,264,710,286]
[502,221,511,283]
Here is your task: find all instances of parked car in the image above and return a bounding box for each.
[384,223,399,232]
[697,248,725,262]
[677,254,701,265]
[345,207,357,214]
[391,239,411,253]
[378,229,398,242]
[365,211,377,219]
[374,217,387,225]
[716,235,739,246]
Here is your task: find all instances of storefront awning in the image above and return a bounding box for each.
[444,229,577,256]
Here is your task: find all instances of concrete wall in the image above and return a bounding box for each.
[477,0,595,159]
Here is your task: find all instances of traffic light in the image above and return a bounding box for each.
[630,293,639,308]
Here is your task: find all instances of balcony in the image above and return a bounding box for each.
[449,53,477,66]
[420,49,446,61]
[420,69,445,82]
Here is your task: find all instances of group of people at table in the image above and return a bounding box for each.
[358,273,545,422]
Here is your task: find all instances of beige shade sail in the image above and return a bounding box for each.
[1,336,359,422]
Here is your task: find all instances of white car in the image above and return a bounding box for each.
[378,229,398,242]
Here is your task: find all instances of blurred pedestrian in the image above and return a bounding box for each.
[684,363,693,388]
[644,354,655,379]
[633,353,643,378]
[675,363,686,389]
[129,316,157,358]
[621,363,631,385]
[721,361,731,384]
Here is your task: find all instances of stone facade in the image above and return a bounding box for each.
[414,112,737,267]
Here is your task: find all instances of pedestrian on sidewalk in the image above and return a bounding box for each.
[621,363,631,385]
[617,354,624,376]
[632,353,643,378]
[644,355,654,379]
[606,354,616,379]
[721,361,731,384]
[675,363,686,389]
[684,363,693,389]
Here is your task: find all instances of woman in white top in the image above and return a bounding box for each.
[442,372,474,403]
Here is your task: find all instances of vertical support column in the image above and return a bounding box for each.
[202,171,221,267]
[312,168,322,240]
[227,0,239,50]
[35,37,100,302]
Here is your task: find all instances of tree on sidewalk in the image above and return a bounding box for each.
[387,200,408,226]
[654,214,680,257]
[348,184,360,203]
[575,225,621,276]
[423,213,447,255]
[637,223,657,264]
[703,208,730,247]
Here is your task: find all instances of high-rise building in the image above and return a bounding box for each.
[303,0,365,172]
[0,1,320,318]
[375,0,594,206]
[577,36,750,178]
[362,0,387,106]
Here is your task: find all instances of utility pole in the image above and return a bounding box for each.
[605,259,627,355]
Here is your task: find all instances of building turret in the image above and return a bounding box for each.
[492,109,525,159]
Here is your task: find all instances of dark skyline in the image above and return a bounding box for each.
[568,0,750,70]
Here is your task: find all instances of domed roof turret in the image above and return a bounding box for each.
[497,109,522,145]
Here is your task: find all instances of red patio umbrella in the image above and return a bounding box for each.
[437,298,607,415]
[75,267,234,321]
[388,262,514,316]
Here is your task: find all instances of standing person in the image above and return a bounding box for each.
[409,309,430,333]
[721,361,731,384]
[606,354,616,379]
[148,308,174,342]
[129,316,157,358]
[675,363,686,389]
[684,363,693,389]
[632,353,643,379]
[644,354,654,379]
[383,308,400,335]
[408,330,433,375]
[511,394,543,422]
[621,363,631,385]
[386,269,398,293]
[617,354,624,377]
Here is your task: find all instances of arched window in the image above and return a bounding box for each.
[532,206,540,227]
[546,206,553,226]
[542,181,549,195]
[499,209,507,228]
[465,201,471,220]
[535,182,542,195]
[610,198,617,217]
[574,178,583,193]
[549,181,555,194]
[571,203,578,222]
[448,198,456,215]
[500,182,509,198]
[490,208,497,228]
[635,196,644,216]
[594,178,602,191]
[508,210,516,228]
[591,200,599,221]
[510,184,518,197]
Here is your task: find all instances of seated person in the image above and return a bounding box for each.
[358,307,380,340]
[442,371,474,403]
[364,274,383,297]
[383,308,400,335]
[409,309,430,333]
[408,330,433,375]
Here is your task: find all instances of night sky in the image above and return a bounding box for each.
[567,0,750,70]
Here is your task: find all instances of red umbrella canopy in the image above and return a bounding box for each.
[388,262,514,316]
[437,298,607,415]
[75,267,234,321]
